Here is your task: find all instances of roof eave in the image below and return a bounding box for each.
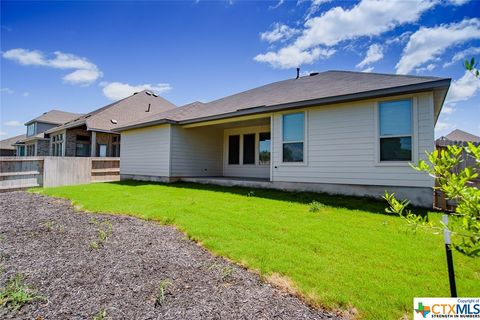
[45,120,86,134]
[113,119,177,132]
[179,79,451,125]
[116,79,451,131]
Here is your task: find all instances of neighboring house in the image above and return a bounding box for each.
[115,70,451,207]
[0,134,26,156]
[45,90,176,157]
[15,110,82,156]
[437,129,480,146]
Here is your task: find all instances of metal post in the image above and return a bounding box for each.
[442,214,457,297]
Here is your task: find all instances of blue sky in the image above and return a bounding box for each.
[1,0,479,139]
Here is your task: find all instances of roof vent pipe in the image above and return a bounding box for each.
[146,103,151,112]
[296,68,300,79]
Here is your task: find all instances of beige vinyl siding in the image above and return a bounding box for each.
[271,93,435,188]
[223,125,270,179]
[170,126,223,177]
[120,124,171,177]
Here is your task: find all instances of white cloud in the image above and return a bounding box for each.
[447,0,470,5]
[0,131,7,137]
[415,63,436,73]
[23,92,29,97]
[3,48,46,66]
[254,46,335,69]
[435,121,456,135]
[255,0,436,69]
[442,105,456,115]
[269,0,284,9]
[63,69,102,85]
[260,23,299,43]
[102,82,172,100]
[446,70,480,103]
[396,18,480,74]
[361,66,374,73]
[443,47,480,68]
[295,0,435,48]
[2,48,102,85]
[0,88,14,94]
[356,44,384,68]
[4,120,22,127]
[385,31,413,45]
[305,0,332,20]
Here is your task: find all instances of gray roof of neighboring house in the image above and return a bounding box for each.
[441,129,480,143]
[25,110,82,125]
[20,132,49,143]
[46,90,177,134]
[0,134,26,150]
[115,70,450,131]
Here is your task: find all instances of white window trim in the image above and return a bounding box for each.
[226,134,241,166]
[27,123,36,137]
[51,130,66,157]
[374,97,418,167]
[224,125,271,168]
[279,110,308,166]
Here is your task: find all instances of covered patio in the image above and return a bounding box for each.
[174,114,272,181]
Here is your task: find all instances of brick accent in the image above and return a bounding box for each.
[36,140,50,156]
[65,128,90,157]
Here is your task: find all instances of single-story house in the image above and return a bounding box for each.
[115,70,451,207]
[45,90,176,157]
[0,134,26,156]
[14,110,82,156]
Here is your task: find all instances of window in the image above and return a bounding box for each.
[282,113,304,162]
[75,135,91,157]
[27,123,36,137]
[16,146,25,157]
[379,99,412,161]
[52,133,64,156]
[112,135,120,157]
[26,144,35,156]
[98,144,107,157]
[228,135,240,165]
[259,132,271,165]
[243,134,255,165]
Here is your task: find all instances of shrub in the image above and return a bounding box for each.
[309,201,325,213]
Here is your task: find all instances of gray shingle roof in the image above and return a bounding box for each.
[443,129,480,143]
[25,110,82,125]
[0,134,26,150]
[46,90,177,134]
[116,70,450,131]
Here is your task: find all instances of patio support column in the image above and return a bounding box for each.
[269,114,273,182]
[91,131,96,157]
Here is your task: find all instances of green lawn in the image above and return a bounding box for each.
[36,181,479,319]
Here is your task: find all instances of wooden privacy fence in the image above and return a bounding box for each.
[434,140,480,211]
[0,157,120,191]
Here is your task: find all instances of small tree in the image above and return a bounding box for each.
[384,142,480,257]
[385,57,480,259]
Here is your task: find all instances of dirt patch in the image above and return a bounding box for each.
[0,192,339,319]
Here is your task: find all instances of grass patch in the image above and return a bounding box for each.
[155,279,172,307]
[37,181,480,319]
[0,273,44,311]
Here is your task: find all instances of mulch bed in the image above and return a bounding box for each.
[0,192,339,319]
